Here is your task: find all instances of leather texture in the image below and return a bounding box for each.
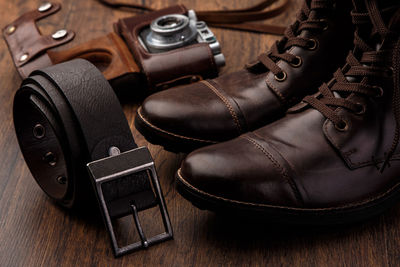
[115,5,219,90]
[13,59,155,215]
[48,33,142,87]
[177,0,400,220]
[4,4,222,96]
[99,0,290,34]
[2,2,75,78]
[137,0,355,150]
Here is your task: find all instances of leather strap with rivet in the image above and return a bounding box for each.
[2,1,143,93]
[2,2,75,78]
[13,59,172,257]
[4,0,290,93]
[97,0,289,34]
[3,0,290,80]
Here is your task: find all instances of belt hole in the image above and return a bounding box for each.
[56,176,67,185]
[43,152,57,166]
[33,124,45,139]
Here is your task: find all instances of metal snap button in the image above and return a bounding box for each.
[52,29,68,40]
[38,2,52,12]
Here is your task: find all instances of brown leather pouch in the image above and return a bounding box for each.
[114,5,219,90]
[3,3,218,93]
[2,2,75,78]
[48,32,144,95]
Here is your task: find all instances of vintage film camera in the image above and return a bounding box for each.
[139,10,225,67]
[4,4,225,94]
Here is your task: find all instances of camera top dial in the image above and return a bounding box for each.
[146,14,198,50]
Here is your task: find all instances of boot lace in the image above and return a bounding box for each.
[302,0,400,172]
[247,0,334,80]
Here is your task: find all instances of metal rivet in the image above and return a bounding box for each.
[190,76,199,83]
[6,25,16,35]
[38,2,52,12]
[354,103,366,115]
[108,146,121,156]
[33,124,45,139]
[56,176,67,185]
[274,71,287,82]
[290,56,302,68]
[307,39,318,50]
[19,53,29,62]
[335,120,349,132]
[43,152,57,166]
[320,19,329,31]
[51,29,67,40]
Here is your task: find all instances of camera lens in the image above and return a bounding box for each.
[146,14,197,51]
[151,14,189,34]
[157,17,183,29]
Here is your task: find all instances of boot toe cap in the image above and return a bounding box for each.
[138,81,241,142]
[178,135,302,208]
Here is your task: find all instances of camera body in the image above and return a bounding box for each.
[115,5,226,90]
[139,10,225,68]
[5,4,226,97]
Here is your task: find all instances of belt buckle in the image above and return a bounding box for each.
[86,146,173,257]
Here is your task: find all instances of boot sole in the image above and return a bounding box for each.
[135,107,217,153]
[176,169,400,225]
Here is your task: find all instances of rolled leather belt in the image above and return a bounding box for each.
[13,59,172,257]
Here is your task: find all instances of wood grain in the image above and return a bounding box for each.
[0,0,399,266]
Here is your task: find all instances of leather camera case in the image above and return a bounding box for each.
[114,5,220,90]
[3,3,220,95]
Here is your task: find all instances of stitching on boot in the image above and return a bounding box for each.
[240,135,304,204]
[177,168,400,211]
[266,79,288,105]
[201,80,243,133]
[212,79,249,132]
[137,107,217,143]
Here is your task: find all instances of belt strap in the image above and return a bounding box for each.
[97,0,289,34]
[13,59,172,257]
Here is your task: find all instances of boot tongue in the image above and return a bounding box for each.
[337,0,384,95]
[338,1,398,97]
[388,8,400,33]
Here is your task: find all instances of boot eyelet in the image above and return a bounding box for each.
[274,71,287,82]
[307,39,318,50]
[290,56,302,67]
[373,86,384,98]
[319,19,329,31]
[354,103,366,115]
[335,120,348,132]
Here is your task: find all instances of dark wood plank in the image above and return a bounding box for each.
[0,0,398,266]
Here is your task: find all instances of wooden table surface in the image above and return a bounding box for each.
[1,0,399,266]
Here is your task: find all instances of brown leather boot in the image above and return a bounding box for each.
[176,0,400,224]
[135,0,354,152]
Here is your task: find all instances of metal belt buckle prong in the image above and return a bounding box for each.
[86,146,173,257]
